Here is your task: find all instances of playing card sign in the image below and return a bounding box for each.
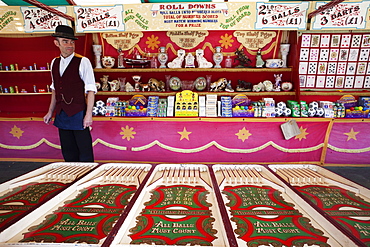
[299,33,370,89]
[311,1,369,30]
[255,2,309,30]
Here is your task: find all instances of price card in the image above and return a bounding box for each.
[255,2,309,30]
[311,1,369,30]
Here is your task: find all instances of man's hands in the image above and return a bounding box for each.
[84,112,93,129]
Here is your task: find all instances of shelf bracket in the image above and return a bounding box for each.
[308,0,345,19]
[22,0,75,22]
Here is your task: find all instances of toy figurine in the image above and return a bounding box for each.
[118,77,126,91]
[148,78,165,91]
[236,80,252,91]
[255,48,264,68]
[210,78,228,92]
[100,75,109,91]
[196,49,213,68]
[168,49,185,68]
[263,80,273,92]
[140,82,150,91]
[101,56,115,69]
[125,82,134,92]
[274,74,282,91]
[185,53,195,68]
[108,79,120,91]
[234,48,251,68]
[253,82,265,92]
[225,80,234,92]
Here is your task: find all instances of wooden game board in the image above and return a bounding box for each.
[212,164,360,247]
[0,163,368,247]
[111,164,228,247]
[270,164,370,247]
[0,163,151,246]
[0,162,97,231]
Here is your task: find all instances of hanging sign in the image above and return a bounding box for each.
[0,7,25,33]
[124,3,256,31]
[311,1,369,30]
[20,7,69,33]
[166,30,208,49]
[74,5,125,33]
[255,2,309,30]
[233,31,276,49]
[102,32,143,51]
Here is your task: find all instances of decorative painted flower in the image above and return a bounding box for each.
[146,35,161,50]
[10,125,24,139]
[219,33,234,49]
[120,125,136,141]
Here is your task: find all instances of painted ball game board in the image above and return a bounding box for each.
[110,164,228,247]
[270,164,370,247]
[0,162,97,230]
[0,163,368,247]
[212,164,360,247]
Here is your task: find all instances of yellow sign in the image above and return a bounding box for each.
[0,7,24,33]
[166,30,208,49]
[234,31,276,50]
[102,32,143,51]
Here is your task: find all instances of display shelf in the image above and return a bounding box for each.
[94,67,293,73]
[96,91,296,96]
[0,70,50,73]
[0,93,51,96]
[300,90,370,96]
[0,91,296,96]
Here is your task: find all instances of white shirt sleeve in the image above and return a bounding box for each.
[79,57,97,94]
[49,58,56,91]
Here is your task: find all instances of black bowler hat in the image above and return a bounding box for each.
[52,25,78,40]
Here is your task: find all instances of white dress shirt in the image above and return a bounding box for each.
[50,52,97,94]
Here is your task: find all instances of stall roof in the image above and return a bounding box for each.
[0,0,218,5]
[0,0,73,5]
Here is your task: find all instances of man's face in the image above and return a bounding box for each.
[54,37,75,58]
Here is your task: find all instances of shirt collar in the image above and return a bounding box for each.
[60,52,75,63]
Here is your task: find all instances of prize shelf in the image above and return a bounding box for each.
[300,90,370,96]
[94,67,295,98]
[93,67,293,73]
[0,70,50,73]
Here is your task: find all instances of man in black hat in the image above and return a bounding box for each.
[43,25,97,162]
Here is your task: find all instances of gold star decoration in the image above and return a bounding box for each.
[178,127,192,141]
[344,128,359,141]
[295,126,309,141]
[120,125,136,141]
[235,127,252,142]
[9,125,24,139]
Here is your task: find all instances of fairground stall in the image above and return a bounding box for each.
[0,1,369,245]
